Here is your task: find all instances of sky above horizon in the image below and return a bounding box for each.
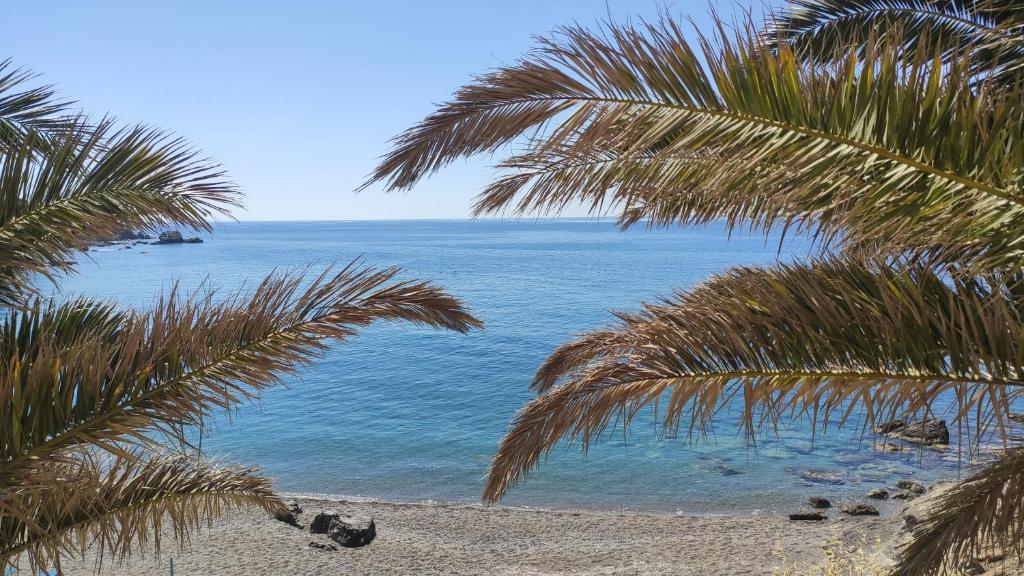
[3,1,759,221]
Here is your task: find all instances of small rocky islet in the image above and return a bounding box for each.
[86,229,203,250]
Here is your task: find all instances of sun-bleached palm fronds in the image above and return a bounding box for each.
[0,263,480,483]
[0,452,283,573]
[0,117,241,303]
[892,449,1024,575]
[483,259,1024,502]
[364,18,1024,271]
[765,0,1024,85]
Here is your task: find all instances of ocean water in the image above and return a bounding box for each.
[57,220,972,514]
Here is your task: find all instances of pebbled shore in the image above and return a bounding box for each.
[57,495,898,576]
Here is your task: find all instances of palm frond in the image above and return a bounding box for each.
[0,262,480,479]
[363,17,1024,271]
[0,60,72,152]
[0,117,242,303]
[483,259,1024,502]
[0,452,283,573]
[893,448,1024,575]
[765,0,1024,86]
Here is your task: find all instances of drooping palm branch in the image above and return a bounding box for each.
[364,18,1024,272]
[484,259,1024,502]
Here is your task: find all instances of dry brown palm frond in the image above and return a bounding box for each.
[0,117,241,303]
[893,448,1024,575]
[0,262,481,483]
[0,451,282,573]
[363,16,1024,271]
[483,258,1024,502]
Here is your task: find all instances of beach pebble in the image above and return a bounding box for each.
[866,488,889,500]
[788,511,827,521]
[808,497,831,509]
[840,504,879,517]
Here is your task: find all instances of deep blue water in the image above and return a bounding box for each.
[57,220,972,513]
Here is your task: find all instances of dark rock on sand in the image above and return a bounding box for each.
[788,511,827,521]
[867,488,889,500]
[808,496,831,509]
[309,512,376,548]
[841,504,880,516]
[896,479,927,494]
[308,541,337,551]
[800,469,845,485]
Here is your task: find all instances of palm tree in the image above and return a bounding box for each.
[0,63,481,573]
[363,2,1024,574]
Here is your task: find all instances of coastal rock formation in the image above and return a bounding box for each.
[866,488,889,500]
[310,512,376,548]
[152,230,203,244]
[841,504,879,516]
[273,501,304,528]
[788,511,827,521]
[808,496,831,509]
[879,419,949,445]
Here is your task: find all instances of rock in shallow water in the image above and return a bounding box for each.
[789,511,827,521]
[309,512,376,548]
[867,488,889,500]
[800,469,845,485]
[808,496,831,509]
[841,504,880,516]
[896,479,927,494]
[885,419,949,445]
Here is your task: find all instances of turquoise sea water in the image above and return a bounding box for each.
[58,220,973,513]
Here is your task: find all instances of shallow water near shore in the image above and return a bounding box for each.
[57,219,980,513]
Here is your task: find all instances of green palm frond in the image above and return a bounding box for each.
[0,452,282,573]
[0,60,71,152]
[0,117,241,303]
[363,18,1024,270]
[483,259,1024,502]
[0,262,481,480]
[893,448,1024,575]
[765,1,1024,85]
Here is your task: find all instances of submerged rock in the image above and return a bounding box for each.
[841,504,880,516]
[808,496,831,509]
[800,469,845,485]
[891,490,917,501]
[310,512,376,548]
[867,488,889,500]
[789,511,827,521]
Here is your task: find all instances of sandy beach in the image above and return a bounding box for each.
[57,496,900,576]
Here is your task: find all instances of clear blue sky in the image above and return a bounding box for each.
[2,1,754,220]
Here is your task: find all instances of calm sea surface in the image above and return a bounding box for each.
[58,220,972,513]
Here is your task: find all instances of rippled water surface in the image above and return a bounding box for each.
[58,220,973,513]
